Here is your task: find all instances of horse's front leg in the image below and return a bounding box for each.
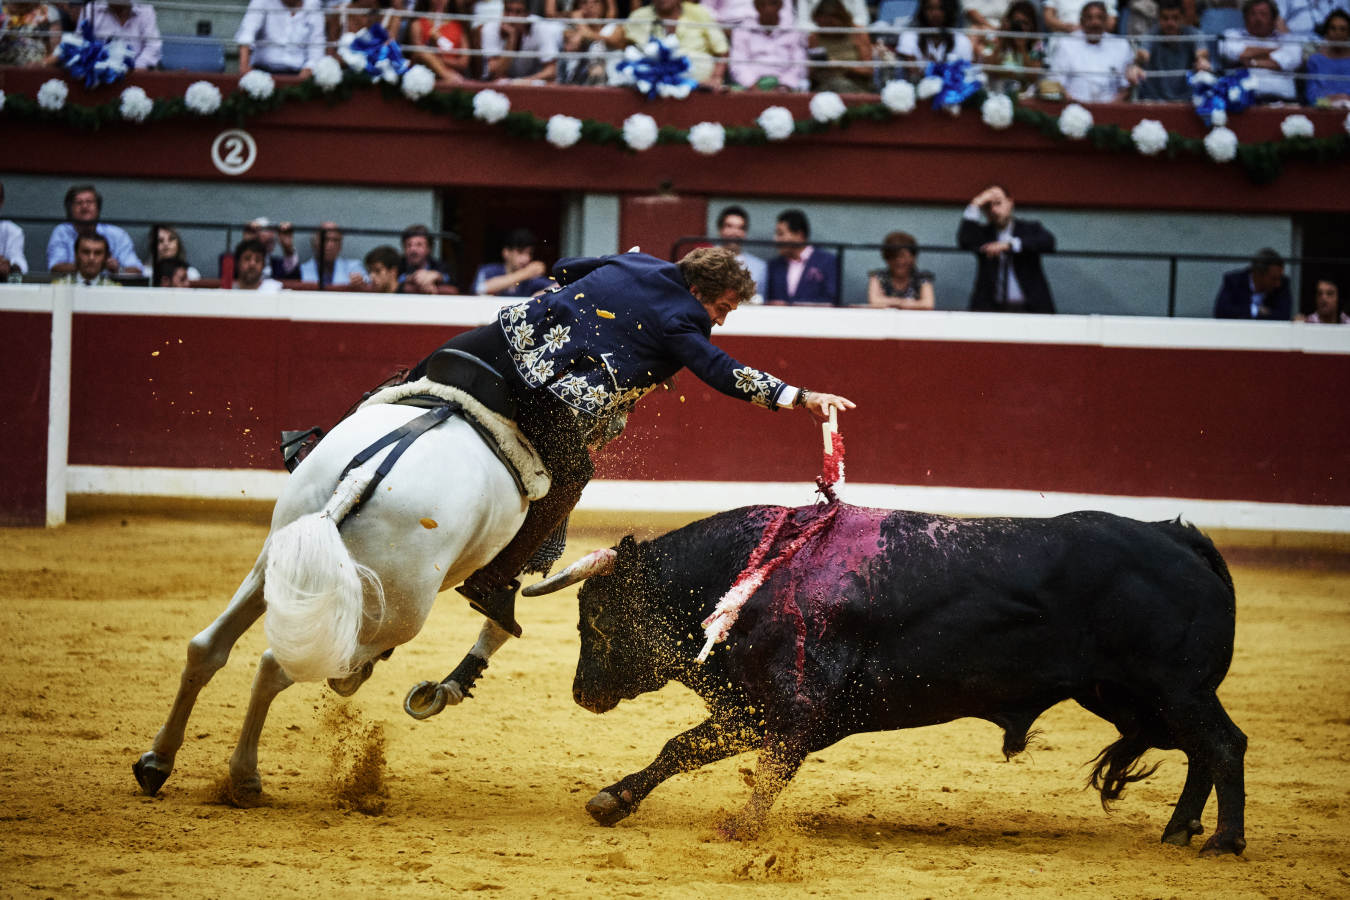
[134,558,267,796]
[225,648,294,805]
[404,619,513,719]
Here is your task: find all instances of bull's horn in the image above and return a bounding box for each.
[522,548,617,596]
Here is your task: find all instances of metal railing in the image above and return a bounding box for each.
[671,235,1349,318]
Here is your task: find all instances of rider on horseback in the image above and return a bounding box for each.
[408,246,855,637]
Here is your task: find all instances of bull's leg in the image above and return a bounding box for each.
[1161,759,1213,846]
[718,736,809,841]
[586,716,756,826]
[405,620,513,719]
[225,648,294,806]
[133,560,267,796]
[1162,693,1247,855]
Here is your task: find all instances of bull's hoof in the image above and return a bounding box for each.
[328,659,375,697]
[1161,819,1205,846]
[405,681,451,720]
[585,789,635,826]
[1198,832,1246,857]
[715,812,763,842]
[133,751,172,796]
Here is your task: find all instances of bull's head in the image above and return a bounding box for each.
[524,536,672,714]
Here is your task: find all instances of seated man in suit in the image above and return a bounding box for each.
[766,209,840,305]
[957,185,1056,313]
[1213,248,1292,320]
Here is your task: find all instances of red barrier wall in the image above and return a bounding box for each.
[60,307,1349,507]
[0,311,53,525]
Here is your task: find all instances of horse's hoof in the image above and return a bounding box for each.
[586,790,634,826]
[1161,819,1204,846]
[328,660,375,697]
[404,681,448,720]
[133,752,171,796]
[1199,832,1247,857]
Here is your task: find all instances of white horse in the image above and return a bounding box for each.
[133,379,547,800]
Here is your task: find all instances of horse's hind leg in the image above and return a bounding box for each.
[133,558,266,796]
[225,648,294,805]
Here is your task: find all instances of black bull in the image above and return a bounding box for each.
[548,504,1246,855]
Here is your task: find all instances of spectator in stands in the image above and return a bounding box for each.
[806,0,873,93]
[1135,0,1212,101]
[715,205,767,300]
[897,0,974,73]
[0,181,28,279]
[78,1,160,69]
[481,0,565,81]
[1301,278,1347,323]
[54,233,119,286]
[545,0,616,19]
[151,225,202,281]
[399,223,456,293]
[958,184,1057,313]
[271,221,303,280]
[408,0,471,85]
[364,245,403,293]
[981,1,1047,95]
[217,218,278,279]
[1279,0,1344,36]
[301,221,367,287]
[473,227,554,296]
[235,0,326,77]
[559,0,624,85]
[154,257,191,288]
[1044,0,1117,33]
[964,0,1014,32]
[1218,0,1302,102]
[1304,9,1350,107]
[766,209,840,305]
[701,0,761,27]
[0,2,62,66]
[1213,247,1293,320]
[867,231,936,309]
[234,239,284,292]
[47,184,143,276]
[1047,1,1142,103]
[728,0,808,91]
[624,0,729,89]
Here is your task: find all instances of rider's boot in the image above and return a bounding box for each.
[456,576,522,638]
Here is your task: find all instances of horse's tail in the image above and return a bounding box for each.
[264,468,385,683]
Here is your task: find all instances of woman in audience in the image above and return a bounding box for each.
[896,0,973,80]
[0,2,61,66]
[1305,9,1350,107]
[807,0,874,93]
[867,231,935,310]
[980,0,1045,95]
[559,0,623,85]
[151,225,202,282]
[408,0,472,84]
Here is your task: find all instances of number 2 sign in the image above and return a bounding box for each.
[211,129,258,176]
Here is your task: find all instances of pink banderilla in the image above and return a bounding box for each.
[697,419,844,662]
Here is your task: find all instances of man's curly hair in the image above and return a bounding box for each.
[678,247,756,306]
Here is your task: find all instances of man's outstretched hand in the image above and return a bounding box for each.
[803,391,855,421]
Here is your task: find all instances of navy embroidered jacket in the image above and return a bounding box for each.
[496,252,791,431]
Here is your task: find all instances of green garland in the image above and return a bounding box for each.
[4,71,1347,184]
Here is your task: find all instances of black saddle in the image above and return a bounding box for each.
[425,349,517,421]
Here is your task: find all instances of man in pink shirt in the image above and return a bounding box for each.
[729,0,807,91]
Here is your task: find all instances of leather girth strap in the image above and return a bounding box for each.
[338,403,458,515]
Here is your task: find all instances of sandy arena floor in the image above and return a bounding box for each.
[0,500,1347,898]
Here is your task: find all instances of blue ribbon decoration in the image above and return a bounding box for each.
[613,36,697,100]
[924,59,982,110]
[344,24,410,83]
[1188,68,1254,127]
[57,20,135,89]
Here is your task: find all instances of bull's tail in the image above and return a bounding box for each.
[1152,517,1236,615]
[263,469,385,683]
[1087,733,1160,810]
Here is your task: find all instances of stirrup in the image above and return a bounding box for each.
[457,579,522,638]
[280,427,324,472]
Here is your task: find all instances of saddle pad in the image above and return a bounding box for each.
[359,378,551,501]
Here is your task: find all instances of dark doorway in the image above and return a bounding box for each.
[1296,212,1350,317]
[443,187,566,294]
